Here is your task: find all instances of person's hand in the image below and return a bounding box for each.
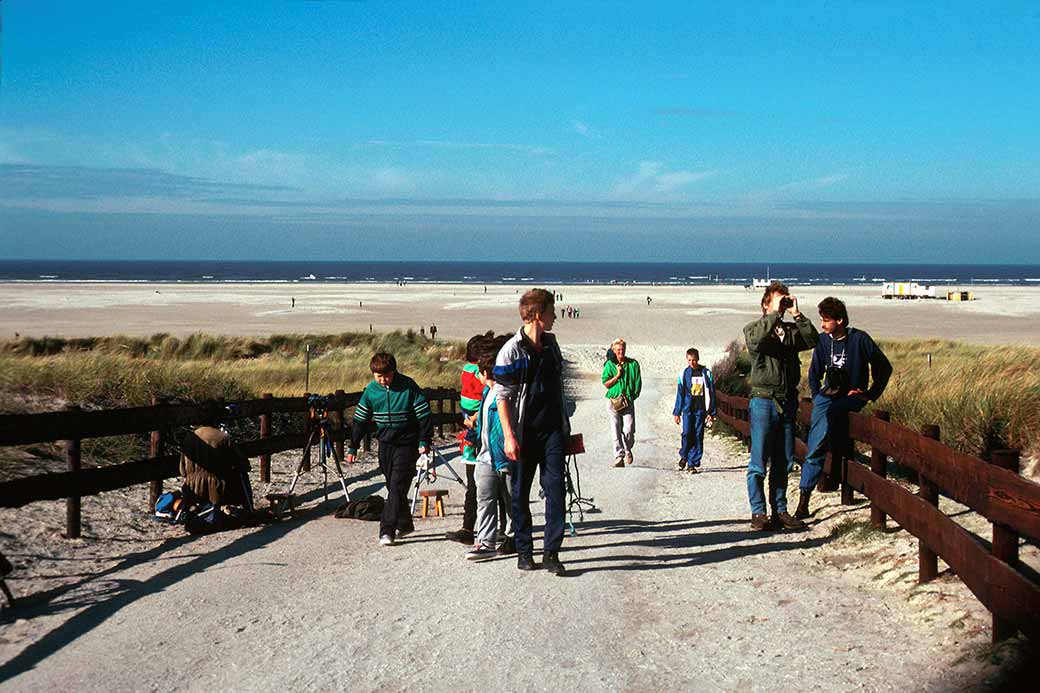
[463,413,477,430]
[504,433,520,461]
[706,415,715,427]
[848,388,868,400]
[345,453,356,464]
[673,415,681,425]
[420,445,431,456]
[768,292,786,313]
[789,295,801,317]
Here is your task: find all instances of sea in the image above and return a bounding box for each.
[1,260,1038,287]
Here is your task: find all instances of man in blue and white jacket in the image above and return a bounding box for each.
[797,296,892,519]
[672,348,716,473]
[492,288,571,576]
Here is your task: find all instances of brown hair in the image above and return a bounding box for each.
[369,352,397,374]
[477,334,512,377]
[465,330,494,363]
[817,296,849,324]
[760,280,789,314]
[519,288,555,323]
[686,347,699,359]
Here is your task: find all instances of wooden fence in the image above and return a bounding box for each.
[715,391,1040,644]
[0,388,463,537]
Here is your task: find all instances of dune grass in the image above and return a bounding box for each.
[711,338,1040,461]
[0,331,466,412]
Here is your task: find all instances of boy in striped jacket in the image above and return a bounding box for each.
[347,352,433,547]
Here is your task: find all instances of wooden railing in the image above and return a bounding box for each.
[0,388,463,533]
[715,391,1040,645]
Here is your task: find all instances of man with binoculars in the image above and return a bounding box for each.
[742,281,818,531]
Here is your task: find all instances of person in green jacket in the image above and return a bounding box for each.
[602,338,643,467]
[742,282,818,531]
[347,352,433,547]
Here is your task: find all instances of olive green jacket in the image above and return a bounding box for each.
[743,311,819,401]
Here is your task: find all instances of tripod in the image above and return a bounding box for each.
[269,397,351,518]
[564,452,597,536]
[409,445,467,514]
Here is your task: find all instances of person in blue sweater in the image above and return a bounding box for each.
[672,348,716,473]
[796,297,892,519]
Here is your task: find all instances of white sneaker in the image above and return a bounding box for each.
[379,534,395,546]
[466,544,497,561]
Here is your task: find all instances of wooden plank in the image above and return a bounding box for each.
[851,413,1040,541]
[870,410,891,529]
[991,450,1021,643]
[847,463,1040,641]
[64,405,82,539]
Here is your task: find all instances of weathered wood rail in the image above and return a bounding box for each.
[715,391,1040,644]
[0,387,462,528]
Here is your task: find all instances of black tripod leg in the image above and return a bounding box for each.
[328,438,351,502]
[286,428,319,497]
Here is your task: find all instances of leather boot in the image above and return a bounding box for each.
[794,490,812,520]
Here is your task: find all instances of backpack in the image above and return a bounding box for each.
[154,491,186,524]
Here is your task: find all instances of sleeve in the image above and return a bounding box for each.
[630,361,642,400]
[743,312,782,352]
[412,384,433,448]
[792,314,820,352]
[349,388,372,454]
[706,368,717,416]
[601,360,616,386]
[672,370,685,416]
[492,342,521,405]
[866,339,893,401]
[807,345,825,398]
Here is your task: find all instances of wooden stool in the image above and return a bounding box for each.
[265,492,295,520]
[419,489,448,518]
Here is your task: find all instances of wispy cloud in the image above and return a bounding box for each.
[612,161,716,200]
[364,139,554,157]
[571,120,600,139]
[746,173,850,202]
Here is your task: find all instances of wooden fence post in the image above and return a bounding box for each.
[918,424,941,583]
[259,393,272,483]
[450,398,457,433]
[869,410,891,529]
[334,389,346,461]
[990,449,1021,643]
[841,437,856,506]
[437,398,445,439]
[148,396,164,509]
[63,404,82,539]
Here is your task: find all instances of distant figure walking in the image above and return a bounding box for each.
[430,324,438,341]
[646,296,652,307]
[291,297,295,308]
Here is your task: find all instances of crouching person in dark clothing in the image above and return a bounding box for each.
[347,352,433,547]
[493,288,571,576]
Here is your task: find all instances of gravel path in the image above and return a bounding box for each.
[0,350,1021,691]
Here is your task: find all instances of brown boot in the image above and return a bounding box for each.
[775,511,808,531]
[794,490,812,520]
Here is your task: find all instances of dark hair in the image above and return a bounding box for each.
[519,288,555,322]
[465,330,494,363]
[760,280,789,314]
[369,352,397,374]
[817,296,849,324]
[686,348,700,359]
[477,334,512,376]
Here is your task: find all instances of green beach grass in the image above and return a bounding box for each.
[711,338,1040,462]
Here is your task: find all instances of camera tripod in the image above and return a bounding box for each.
[564,453,597,536]
[268,397,351,518]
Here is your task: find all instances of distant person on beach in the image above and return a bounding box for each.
[466,333,516,560]
[430,324,438,341]
[493,288,570,575]
[672,348,716,473]
[445,332,493,547]
[796,297,891,519]
[291,297,295,308]
[346,352,432,547]
[742,281,818,532]
[647,296,652,306]
[602,339,642,467]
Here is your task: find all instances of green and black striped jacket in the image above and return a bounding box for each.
[348,373,433,454]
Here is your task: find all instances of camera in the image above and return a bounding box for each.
[821,367,849,397]
[307,393,337,415]
[779,296,793,311]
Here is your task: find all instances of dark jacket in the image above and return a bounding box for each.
[808,328,892,401]
[743,311,819,401]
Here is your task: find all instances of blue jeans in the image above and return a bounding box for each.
[799,393,867,491]
[678,410,707,468]
[512,428,566,557]
[747,397,797,515]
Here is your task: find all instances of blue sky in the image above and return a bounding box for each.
[1,1,1038,262]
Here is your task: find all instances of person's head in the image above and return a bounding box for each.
[519,288,556,330]
[465,330,494,363]
[817,297,849,335]
[686,347,700,368]
[760,280,790,315]
[610,338,627,361]
[369,352,396,387]
[477,334,511,384]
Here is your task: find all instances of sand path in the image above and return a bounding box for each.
[0,347,993,691]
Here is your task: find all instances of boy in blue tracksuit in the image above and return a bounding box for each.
[672,348,716,473]
[796,296,892,519]
[466,334,516,561]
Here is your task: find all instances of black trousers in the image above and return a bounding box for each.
[463,463,477,531]
[378,442,418,538]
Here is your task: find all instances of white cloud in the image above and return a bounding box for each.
[612,161,716,200]
[364,139,554,157]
